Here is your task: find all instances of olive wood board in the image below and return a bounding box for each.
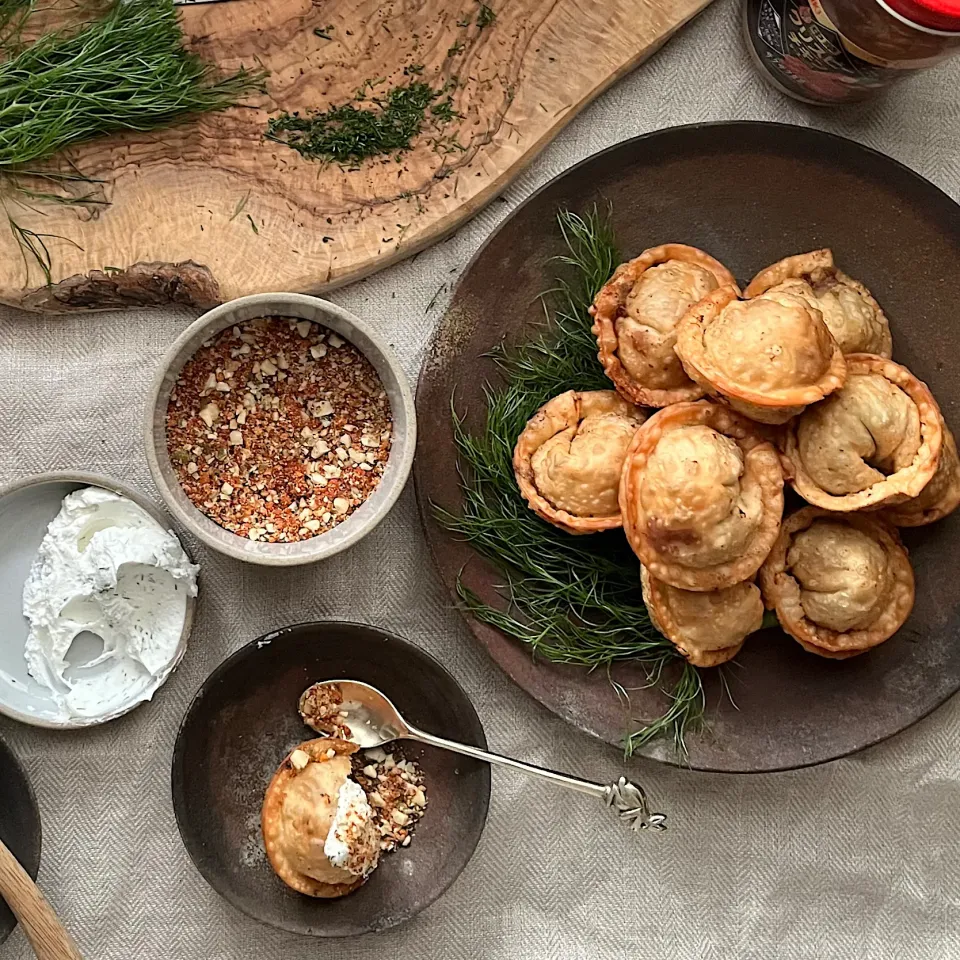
[0,0,713,313]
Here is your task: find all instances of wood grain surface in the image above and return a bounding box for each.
[0,0,712,313]
[0,838,82,959]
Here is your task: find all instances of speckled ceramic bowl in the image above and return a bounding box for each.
[0,471,196,728]
[145,294,416,566]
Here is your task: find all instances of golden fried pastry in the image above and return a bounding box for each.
[745,249,892,357]
[759,508,914,659]
[885,424,960,526]
[619,401,784,591]
[589,244,737,407]
[262,738,379,899]
[675,285,846,424]
[640,565,763,667]
[783,354,943,512]
[513,389,646,534]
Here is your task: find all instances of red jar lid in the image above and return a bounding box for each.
[883,0,960,31]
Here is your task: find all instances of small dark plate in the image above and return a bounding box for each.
[415,121,960,774]
[171,622,490,937]
[0,738,42,944]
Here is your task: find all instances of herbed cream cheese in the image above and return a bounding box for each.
[22,486,199,723]
[323,777,380,877]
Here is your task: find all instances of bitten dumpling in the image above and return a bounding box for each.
[619,401,784,591]
[513,390,646,534]
[589,244,737,407]
[744,248,892,357]
[641,566,763,667]
[759,508,914,659]
[783,354,943,512]
[262,738,380,899]
[675,285,846,424]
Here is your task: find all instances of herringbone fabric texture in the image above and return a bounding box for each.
[2,3,960,956]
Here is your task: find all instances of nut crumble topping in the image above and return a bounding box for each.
[165,316,392,542]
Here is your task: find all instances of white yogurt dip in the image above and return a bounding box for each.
[22,486,199,723]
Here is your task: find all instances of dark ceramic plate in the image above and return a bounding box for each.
[171,622,489,937]
[415,121,960,774]
[0,738,41,944]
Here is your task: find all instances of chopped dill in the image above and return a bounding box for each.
[228,191,250,221]
[438,207,706,757]
[477,2,496,28]
[267,78,460,165]
[246,213,259,234]
[313,26,334,39]
[431,98,461,122]
[447,40,464,56]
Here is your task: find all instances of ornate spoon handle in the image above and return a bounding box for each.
[404,727,667,832]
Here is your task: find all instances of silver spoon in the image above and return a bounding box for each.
[302,680,666,832]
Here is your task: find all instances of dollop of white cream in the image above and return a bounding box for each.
[324,777,380,877]
[22,487,199,723]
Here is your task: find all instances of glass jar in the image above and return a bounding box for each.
[744,0,960,103]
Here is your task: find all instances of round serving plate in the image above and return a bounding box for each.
[415,121,960,774]
[0,737,42,944]
[171,621,490,936]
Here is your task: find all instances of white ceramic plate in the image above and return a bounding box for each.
[0,471,195,728]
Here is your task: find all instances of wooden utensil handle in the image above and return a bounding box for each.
[0,838,82,960]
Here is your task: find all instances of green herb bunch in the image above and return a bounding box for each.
[440,208,706,757]
[0,0,264,168]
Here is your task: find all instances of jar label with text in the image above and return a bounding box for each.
[745,0,904,102]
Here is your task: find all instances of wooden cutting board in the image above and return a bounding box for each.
[0,0,712,313]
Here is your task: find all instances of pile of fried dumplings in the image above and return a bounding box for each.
[512,245,960,666]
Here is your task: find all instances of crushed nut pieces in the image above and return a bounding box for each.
[166,317,393,542]
[352,747,428,853]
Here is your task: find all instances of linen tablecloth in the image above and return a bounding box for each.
[2,3,959,955]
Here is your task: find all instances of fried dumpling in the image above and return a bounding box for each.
[783,354,942,512]
[513,389,646,533]
[641,566,763,667]
[884,424,960,527]
[262,738,380,899]
[675,285,846,424]
[590,244,737,407]
[619,401,784,591]
[744,248,892,357]
[759,508,914,658]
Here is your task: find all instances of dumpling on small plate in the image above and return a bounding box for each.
[640,566,763,667]
[262,738,380,899]
[675,285,846,424]
[513,389,646,534]
[759,507,914,659]
[744,248,892,357]
[783,354,942,512]
[619,401,784,591]
[589,244,737,407]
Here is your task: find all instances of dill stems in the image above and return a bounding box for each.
[0,0,263,168]
[441,209,706,756]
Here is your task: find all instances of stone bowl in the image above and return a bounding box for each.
[145,294,415,566]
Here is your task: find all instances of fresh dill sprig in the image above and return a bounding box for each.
[6,214,81,285]
[0,0,31,49]
[439,206,706,757]
[0,0,264,169]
